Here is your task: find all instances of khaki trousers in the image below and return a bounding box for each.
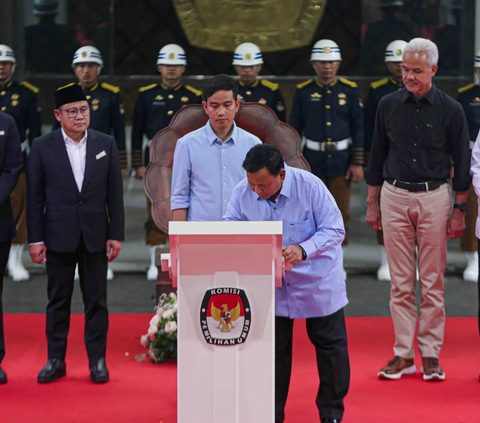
[460,185,478,252]
[321,176,351,245]
[381,182,451,359]
[10,173,27,244]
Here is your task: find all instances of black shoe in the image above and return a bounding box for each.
[37,359,66,383]
[89,358,109,383]
[0,366,7,384]
[321,419,341,423]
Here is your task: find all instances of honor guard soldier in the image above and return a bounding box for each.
[290,39,364,278]
[456,49,480,283]
[0,45,41,282]
[364,39,407,282]
[131,44,202,280]
[233,42,286,121]
[25,0,78,74]
[53,46,126,281]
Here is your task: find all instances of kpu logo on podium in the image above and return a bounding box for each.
[200,287,251,346]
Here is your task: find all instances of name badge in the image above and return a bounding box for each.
[96,150,107,160]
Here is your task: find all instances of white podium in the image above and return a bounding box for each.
[164,221,284,423]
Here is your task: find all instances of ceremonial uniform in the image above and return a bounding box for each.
[237,79,286,121]
[457,83,480,265]
[290,77,364,243]
[53,82,126,169]
[0,81,41,248]
[132,82,202,245]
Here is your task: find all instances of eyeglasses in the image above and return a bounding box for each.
[58,106,90,118]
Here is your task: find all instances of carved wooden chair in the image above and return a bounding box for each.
[144,102,310,233]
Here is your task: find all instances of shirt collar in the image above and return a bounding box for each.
[161,82,183,91]
[279,164,291,199]
[238,79,259,88]
[61,128,87,146]
[402,83,437,105]
[204,120,238,145]
[1,81,13,91]
[316,78,338,88]
[83,82,98,92]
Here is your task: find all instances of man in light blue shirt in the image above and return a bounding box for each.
[171,74,261,221]
[223,144,350,423]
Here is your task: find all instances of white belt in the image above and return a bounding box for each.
[304,137,351,152]
[470,140,475,149]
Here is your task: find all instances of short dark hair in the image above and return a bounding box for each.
[242,144,284,176]
[203,74,238,101]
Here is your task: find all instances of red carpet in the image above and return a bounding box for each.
[0,315,479,423]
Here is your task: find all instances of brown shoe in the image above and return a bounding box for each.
[378,356,416,380]
[421,357,445,381]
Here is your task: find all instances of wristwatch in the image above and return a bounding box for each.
[453,203,468,212]
[299,246,307,261]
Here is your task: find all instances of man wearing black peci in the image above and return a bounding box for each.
[26,84,124,383]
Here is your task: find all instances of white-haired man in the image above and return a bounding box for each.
[366,38,470,381]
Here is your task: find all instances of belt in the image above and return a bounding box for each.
[304,137,351,152]
[385,178,446,192]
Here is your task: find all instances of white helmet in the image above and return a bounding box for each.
[385,40,407,62]
[72,46,104,73]
[475,49,480,68]
[157,44,187,65]
[0,45,16,73]
[33,0,59,15]
[232,42,263,66]
[310,39,342,62]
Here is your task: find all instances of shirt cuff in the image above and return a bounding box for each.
[365,171,384,186]
[351,148,364,166]
[29,242,44,246]
[299,239,316,259]
[170,196,190,211]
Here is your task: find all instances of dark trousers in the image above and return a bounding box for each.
[275,308,350,421]
[0,240,11,365]
[45,237,108,361]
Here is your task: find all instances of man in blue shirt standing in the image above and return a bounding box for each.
[224,144,350,423]
[171,74,261,221]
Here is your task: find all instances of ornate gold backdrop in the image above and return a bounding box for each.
[173,0,328,52]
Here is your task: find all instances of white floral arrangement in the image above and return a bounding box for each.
[138,292,178,363]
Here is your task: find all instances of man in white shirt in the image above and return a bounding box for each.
[26,83,124,383]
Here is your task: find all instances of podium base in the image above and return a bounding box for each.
[154,246,174,301]
[155,270,174,301]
